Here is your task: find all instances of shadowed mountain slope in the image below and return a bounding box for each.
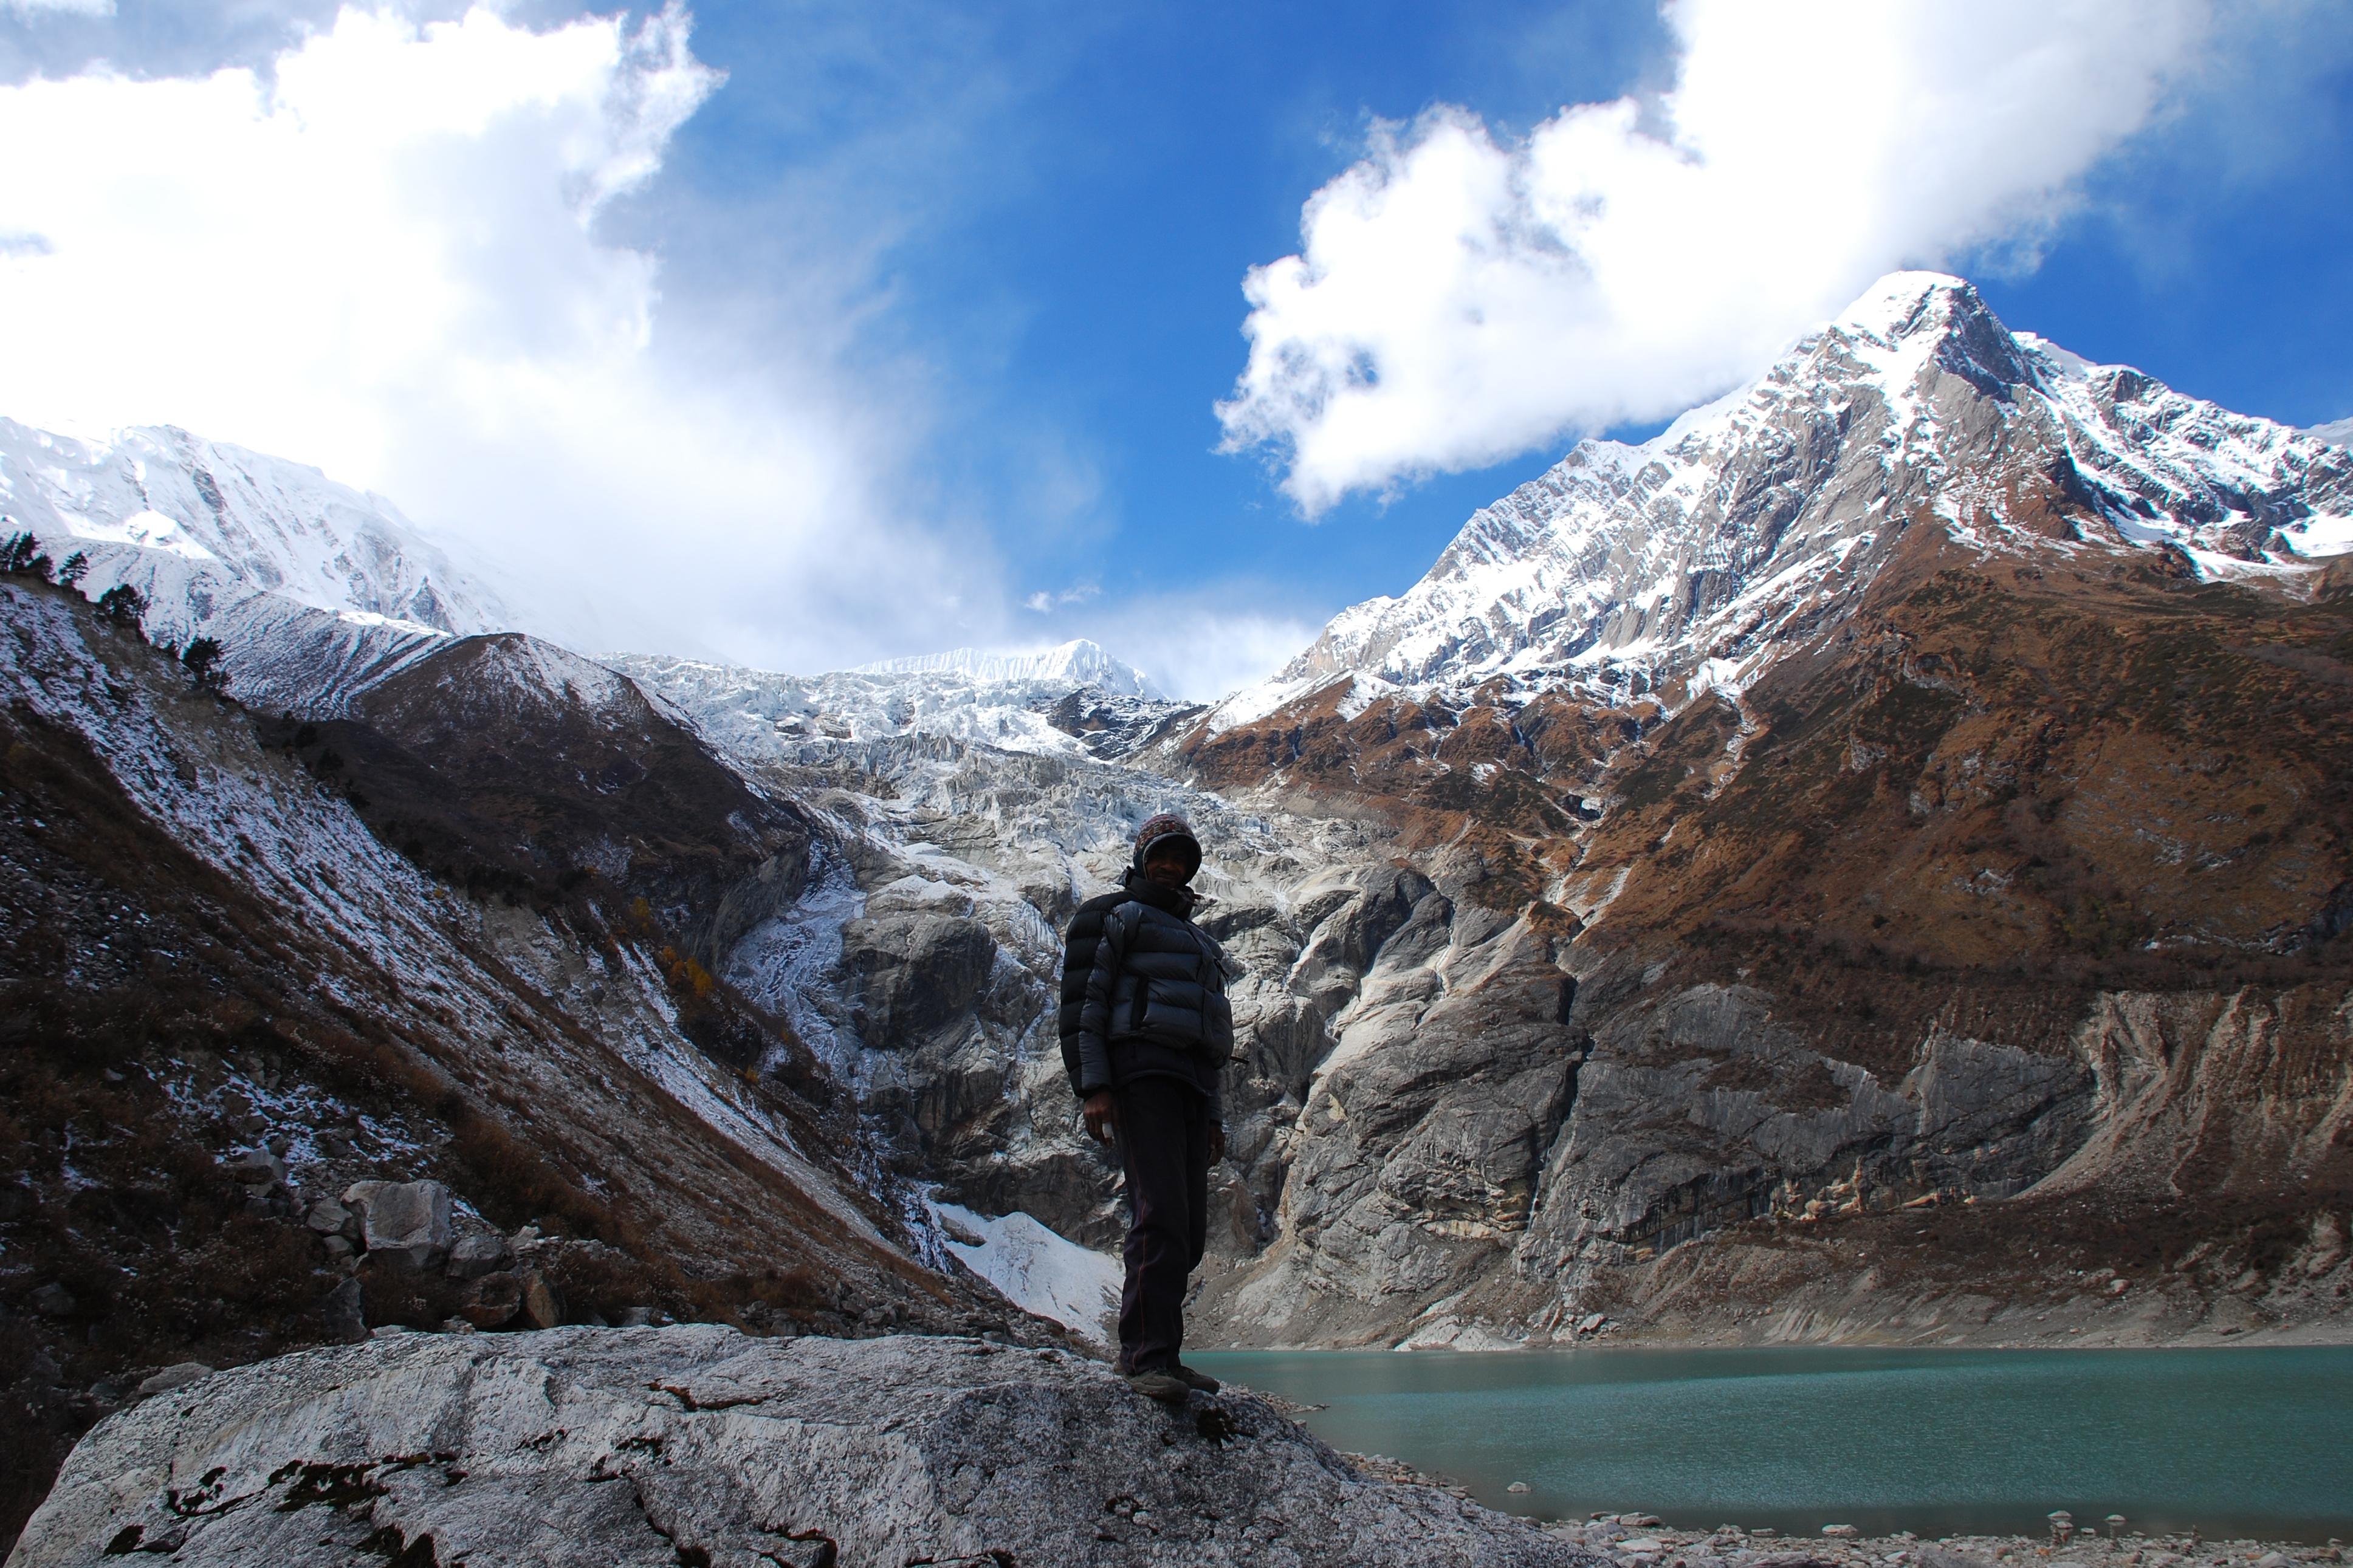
[0,581,1050,1551]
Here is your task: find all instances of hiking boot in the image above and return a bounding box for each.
[1121,1367,1191,1404]
[1171,1363,1220,1393]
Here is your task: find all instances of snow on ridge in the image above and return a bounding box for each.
[0,416,530,656]
[1212,270,2353,729]
[2309,416,2353,451]
[610,644,1189,767]
[851,638,1161,699]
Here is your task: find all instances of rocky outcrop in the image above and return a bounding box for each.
[9,1329,1596,1568]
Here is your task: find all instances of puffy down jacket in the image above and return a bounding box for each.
[1063,878,1233,1106]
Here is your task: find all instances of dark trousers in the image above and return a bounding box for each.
[1113,1074,1210,1372]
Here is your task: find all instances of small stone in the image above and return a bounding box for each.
[32,1281,76,1318]
[1827,1526,1863,1539]
[1578,1312,1607,1334]
[306,1199,351,1234]
[321,1276,365,1342]
[321,1235,354,1260]
[1508,1482,1532,1494]
[136,1363,212,1399]
[519,1269,566,1330]
[447,1233,512,1281]
[441,1317,479,1335]
[461,1271,524,1330]
[227,1148,286,1189]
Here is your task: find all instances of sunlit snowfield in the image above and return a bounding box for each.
[1189,1347,2353,1539]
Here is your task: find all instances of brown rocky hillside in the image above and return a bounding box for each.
[0,578,1047,1552]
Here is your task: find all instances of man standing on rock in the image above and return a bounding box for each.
[1060,812,1234,1403]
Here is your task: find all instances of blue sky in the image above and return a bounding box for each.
[3,1,2350,695]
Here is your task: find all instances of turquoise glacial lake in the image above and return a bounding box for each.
[1187,1347,2353,1540]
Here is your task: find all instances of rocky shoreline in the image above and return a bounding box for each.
[1525,1519,2348,1568]
[1318,1473,2349,1568]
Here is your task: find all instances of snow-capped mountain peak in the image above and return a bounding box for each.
[0,417,517,645]
[1207,271,2353,731]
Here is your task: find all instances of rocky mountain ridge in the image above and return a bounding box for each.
[0,573,1076,1547]
[1207,272,2352,732]
[0,419,553,721]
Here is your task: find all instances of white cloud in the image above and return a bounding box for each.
[0,4,989,668]
[1094,607,1317,704]
[1023,582,1099,612]
[1218,0,2219,515]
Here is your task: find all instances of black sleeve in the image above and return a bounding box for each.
[1057,894,1119,1095]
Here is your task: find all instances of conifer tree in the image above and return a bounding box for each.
[95,584,148,626]
[2,530,52,578]
[182,637,228,694]
[55,551,89,586]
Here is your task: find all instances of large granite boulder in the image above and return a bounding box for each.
[8,1328,1596,1568]
[340,1180,453,1271]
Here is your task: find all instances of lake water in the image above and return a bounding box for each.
[1187,1346,2353,1541]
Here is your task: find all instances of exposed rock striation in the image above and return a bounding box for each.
[9,1329,1595,1568]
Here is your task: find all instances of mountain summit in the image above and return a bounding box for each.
[0,417,520,645]
[1214,272,2353,730]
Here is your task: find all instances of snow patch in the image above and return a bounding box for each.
[64,507,217,561]
[929,1199,1121,1345]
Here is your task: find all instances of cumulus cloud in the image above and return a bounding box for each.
[0,4,985,668]
[1093,606,1317,703]
[1218,0,2219,514]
